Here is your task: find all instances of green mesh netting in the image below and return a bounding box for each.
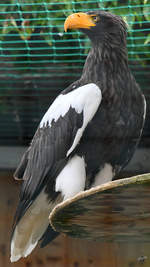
[0,0,150,145]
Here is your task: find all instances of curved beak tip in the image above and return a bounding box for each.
[64,17,70,32]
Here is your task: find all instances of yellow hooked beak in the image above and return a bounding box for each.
[64,12,96,32]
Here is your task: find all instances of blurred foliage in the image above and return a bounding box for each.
[0,0,150,145]
[0,0,150,69]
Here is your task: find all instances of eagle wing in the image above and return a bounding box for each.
[14,83,102,222]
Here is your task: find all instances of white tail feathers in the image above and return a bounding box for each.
[10,190,53,262]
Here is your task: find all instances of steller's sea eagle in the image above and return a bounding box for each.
[10,10,146,262]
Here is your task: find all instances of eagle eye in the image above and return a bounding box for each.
[92,15,100,23]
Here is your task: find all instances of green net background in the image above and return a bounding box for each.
[0,0,150,146]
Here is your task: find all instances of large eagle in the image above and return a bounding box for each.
[10,11,146,262]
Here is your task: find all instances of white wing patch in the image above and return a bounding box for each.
[40,83,102,156]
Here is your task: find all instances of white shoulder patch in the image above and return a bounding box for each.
[40,83,102,156]
[67,83,102,156]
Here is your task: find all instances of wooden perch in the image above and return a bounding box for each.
[50,173,150,242]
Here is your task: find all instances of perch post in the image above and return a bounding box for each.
[50,174,150,267]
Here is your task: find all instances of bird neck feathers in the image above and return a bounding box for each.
[81,39,129,85]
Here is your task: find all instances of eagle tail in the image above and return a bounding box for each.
[10,190,58,262]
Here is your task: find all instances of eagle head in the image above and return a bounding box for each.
[64,11,127,46]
